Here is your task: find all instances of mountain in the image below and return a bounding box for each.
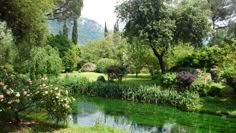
[47,17,104,44]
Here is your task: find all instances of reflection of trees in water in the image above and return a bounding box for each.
[72,113,78,124]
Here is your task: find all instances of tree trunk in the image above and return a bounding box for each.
[151,47,166,73]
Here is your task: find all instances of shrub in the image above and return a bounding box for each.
[0,68,73,124]
[97,76,106,82]
[161,73,177,87]
[177,47,226,69]
[222,67,236,91]
[104,65,128,82]
[176,71,198,91]
[96,58,117,73]
[80,62,97,72]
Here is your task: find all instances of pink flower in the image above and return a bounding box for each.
[0,95,4,99]
[0,82,4,87]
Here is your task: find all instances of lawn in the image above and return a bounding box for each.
[60,72,155,85]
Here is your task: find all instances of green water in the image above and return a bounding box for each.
[71,96,236,133]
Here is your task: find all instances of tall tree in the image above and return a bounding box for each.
[116,0,210,73]
[114,21,119,33]
[63,21,69,38]
[72,18,78,44]
[49,0,83,40]
[0,0,55,45]
[104,22,108,37]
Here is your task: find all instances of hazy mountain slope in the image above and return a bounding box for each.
[48,17,104,44]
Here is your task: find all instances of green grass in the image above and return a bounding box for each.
[60,72,156,85]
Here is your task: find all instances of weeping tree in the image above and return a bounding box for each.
[116,0,210,73]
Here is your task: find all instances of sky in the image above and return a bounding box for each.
[81,0,120,30]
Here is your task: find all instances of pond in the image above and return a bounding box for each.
[71,96,236,133]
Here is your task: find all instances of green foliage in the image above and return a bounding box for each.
[173,0,210,47]
[0,22,17,65]
[0,0,54,44]
[29,46,63,80]
[80,63,97,72]
[80,37,113,63]
[161,73,177,88]
[178,47,227,69]
[63,45,79,72]
[96,58,118,73]
[70,82,200,111]
[97,76,106,82]
[50,75,89,94]
[166,44,194,70]
[47,34,73,57]
[0,68,73,123]
[116,0,210,73]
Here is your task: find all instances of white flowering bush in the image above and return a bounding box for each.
[0,67,74,123]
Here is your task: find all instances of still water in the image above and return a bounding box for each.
[71,96,236,133]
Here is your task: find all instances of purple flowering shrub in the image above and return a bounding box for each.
[176,71,198,91]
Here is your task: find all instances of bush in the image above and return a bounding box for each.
[70,82,200,111]
[222,68,236,91]
[177,47,226,69]
[97,76,106,82]
[50,76,90,94]
[80,62,97,72]
[0,68,73,124]
[104,65,128,82]
[176,71,198,91]
[96,58,117,73]
[161,73,177,87]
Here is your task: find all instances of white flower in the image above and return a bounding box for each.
[6,90,12,95]
[54,87,58,91]
[65,90,68,95]
[0,109,2,112]
[3,85,7,90]
[42,84,46,87]
[23,91,27,96]
[45,91,48,94]
[0,95,4,99]
[16,92,20,97]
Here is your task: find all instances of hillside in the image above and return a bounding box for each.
[47,17,104,44]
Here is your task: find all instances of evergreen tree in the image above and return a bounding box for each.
[72,18,78,44]
[114,21,119,33]
[104,22,108,37]
[63,20,69,38]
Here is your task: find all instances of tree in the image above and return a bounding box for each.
[63,45,79,72]
[47,34,73,57]
[72,18,78,44]
[116,0,210,73]
[29,45,63,80]
[49,0,83,41]
[173,0,210,47]
[0,22,17,66]
[0,0,54,45]
[116,0,175,73]
[104,22,108,37]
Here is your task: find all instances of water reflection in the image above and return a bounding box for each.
[71,101,187,133]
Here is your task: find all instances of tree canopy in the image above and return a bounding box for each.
[116,0,210,73]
